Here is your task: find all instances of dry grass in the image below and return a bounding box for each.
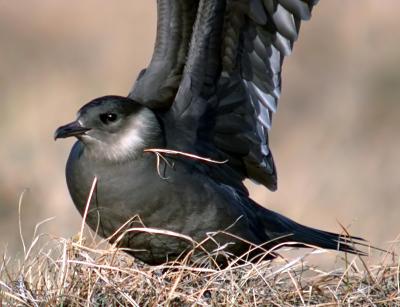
[0,224,399,307]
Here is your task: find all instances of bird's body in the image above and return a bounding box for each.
[61,96,361,265]
[67,139,262,264]
[66,129,359,265]
[56,0,364,265]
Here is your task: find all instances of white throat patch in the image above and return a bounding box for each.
[82,108,161,162]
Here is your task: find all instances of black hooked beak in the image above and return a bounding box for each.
[54,121,91,140]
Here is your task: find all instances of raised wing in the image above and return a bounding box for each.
[166,0,318,192]
[128,0,199,109]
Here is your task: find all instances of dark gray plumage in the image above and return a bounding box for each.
[55,0,363,266]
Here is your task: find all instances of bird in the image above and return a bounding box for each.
[55,0,364,266]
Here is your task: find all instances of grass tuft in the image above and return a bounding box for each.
[0,227,399,306]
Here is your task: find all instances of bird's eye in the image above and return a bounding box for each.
[99,113,118,124]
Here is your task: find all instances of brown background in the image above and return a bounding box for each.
[1,1,399,258]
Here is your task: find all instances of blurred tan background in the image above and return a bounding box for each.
[1,1,399,257]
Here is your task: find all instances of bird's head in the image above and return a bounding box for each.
[55,95,162,162]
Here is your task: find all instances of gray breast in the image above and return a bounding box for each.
[65,141,253,264]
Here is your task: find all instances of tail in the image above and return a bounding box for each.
[255,203,365,255]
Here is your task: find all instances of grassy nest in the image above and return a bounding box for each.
[0,225,399,306]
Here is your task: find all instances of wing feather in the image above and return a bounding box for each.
[161,0,318,191]
[128,0,199,109]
